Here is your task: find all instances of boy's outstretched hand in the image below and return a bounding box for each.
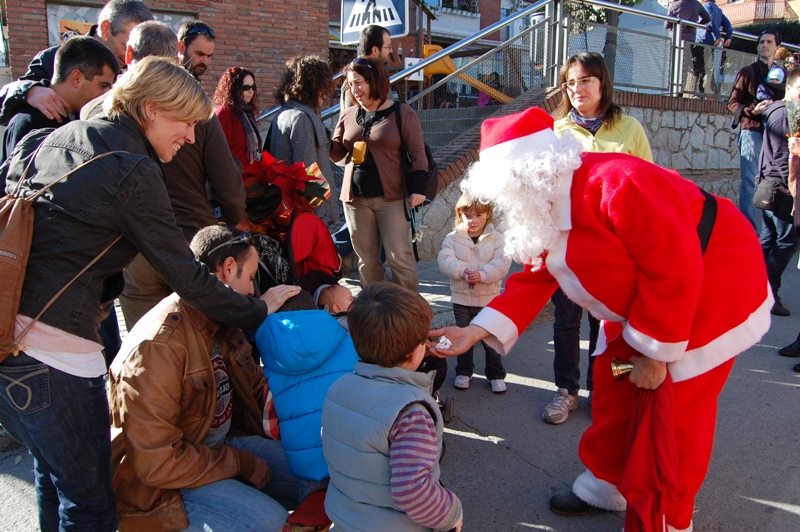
[427,324,490,358]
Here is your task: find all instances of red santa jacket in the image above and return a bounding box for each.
[472,152,771,382]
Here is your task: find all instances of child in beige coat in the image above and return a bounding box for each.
[438,194,512,393]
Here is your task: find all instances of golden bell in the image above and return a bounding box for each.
[611,357,634,381]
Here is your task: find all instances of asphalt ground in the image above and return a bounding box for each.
[2,258,799,530]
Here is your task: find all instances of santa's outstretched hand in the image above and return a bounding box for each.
[427,324,490,358]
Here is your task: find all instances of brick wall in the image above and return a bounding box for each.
[479,0,501,41]
[4,0,328,100]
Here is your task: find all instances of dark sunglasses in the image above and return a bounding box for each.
[241,84,256,91]
[186,25,215,39]
[206,232,252,256]
[351,57,373,69]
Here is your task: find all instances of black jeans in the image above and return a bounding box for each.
[453,303,506,380]
[551,288,598,395]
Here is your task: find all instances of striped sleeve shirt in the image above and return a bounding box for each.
[388,402,463,531]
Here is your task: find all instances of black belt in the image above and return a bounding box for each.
[697,187,717,255]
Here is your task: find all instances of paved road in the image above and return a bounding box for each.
[2,259,799,530]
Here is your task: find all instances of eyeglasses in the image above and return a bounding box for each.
[351,57,373,69]
[185,25,215,39]
[241,84,256,92]
[561,76,597,91]
[206,232,252,257]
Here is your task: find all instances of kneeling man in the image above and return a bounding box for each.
[108,225,307,531]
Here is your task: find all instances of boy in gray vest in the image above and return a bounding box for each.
[321,282,463,531]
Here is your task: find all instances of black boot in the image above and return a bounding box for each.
[779,331,800,357]
[772,294,791,317]
[549,490,594,516]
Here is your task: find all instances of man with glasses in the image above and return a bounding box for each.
[108,225,306,531]
[178,20,216,80]
[340,24,394,111]
[728,29,780,231]
[0,0,153,126]
[120,20,251,329]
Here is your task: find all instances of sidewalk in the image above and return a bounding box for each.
[3,259,800,530]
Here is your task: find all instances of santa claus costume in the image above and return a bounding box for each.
[460,108,771,531]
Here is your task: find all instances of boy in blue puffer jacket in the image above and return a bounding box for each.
[255,291,359,482]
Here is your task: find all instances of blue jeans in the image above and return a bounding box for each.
[0,352,117,532]
[760,208,800,295]
[178,435,324,532]
[453,303,506,380]
[551,288,599,395]
[738,129,763,229]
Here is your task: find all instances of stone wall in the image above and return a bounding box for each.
[419,91,740,262]
[627,106,741,201]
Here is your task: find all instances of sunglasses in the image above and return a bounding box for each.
[185,25,215,39]
[351,57,373,69]
[206,232,252,256]
[241,84,256,91]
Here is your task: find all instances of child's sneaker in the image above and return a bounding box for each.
[490,379,507,393]
[454,375,471,390]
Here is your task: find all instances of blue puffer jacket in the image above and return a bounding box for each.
[255,309,358,481]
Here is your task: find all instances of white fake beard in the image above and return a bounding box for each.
[461,137,583,270]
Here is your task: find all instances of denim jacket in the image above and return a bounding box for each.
[2,115,268,342]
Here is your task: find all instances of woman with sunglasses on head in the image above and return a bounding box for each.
[330,56,427,292]
[214,66,262,174]
[0,56,300,532]
[540,52,654,427]
[270,54,340,230]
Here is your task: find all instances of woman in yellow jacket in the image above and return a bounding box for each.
[541,52,653,427]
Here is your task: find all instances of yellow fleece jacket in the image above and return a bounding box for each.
[554,114,653,162]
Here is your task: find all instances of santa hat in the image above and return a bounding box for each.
[478,107,561,167]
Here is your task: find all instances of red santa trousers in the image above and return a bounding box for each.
[580,339,735,530]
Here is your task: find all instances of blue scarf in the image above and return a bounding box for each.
[571,108,604,134]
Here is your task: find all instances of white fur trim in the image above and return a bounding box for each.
[668,288,772,382]
[479,129,560,167]
[546,233,624,322]
[470,306,517,355]
[572,469,627,512]
[623,324,689,364]
[553,169,573,230]
[593,321,608,356]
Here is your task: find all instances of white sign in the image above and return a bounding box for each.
[341,0,409,45]
[403,57,424,81]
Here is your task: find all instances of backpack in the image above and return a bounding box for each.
[393,103,440,201]
[0,147,122,361]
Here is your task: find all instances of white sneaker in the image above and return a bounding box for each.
[541,388,579,424]
[490,379,507,393]
[454,375,471,390]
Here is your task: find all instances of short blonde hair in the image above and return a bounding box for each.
[104,56,213,131]
[454,193,494,229]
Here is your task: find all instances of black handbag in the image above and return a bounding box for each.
[753,178,793,218]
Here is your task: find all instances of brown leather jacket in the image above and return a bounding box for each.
[108,294,267,531]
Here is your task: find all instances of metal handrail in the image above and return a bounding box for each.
[406,16,549,106]
[260,0,796,124]
[259,0,552,123]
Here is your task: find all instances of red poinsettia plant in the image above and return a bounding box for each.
[242,151,331,241]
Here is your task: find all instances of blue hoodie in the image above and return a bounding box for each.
[255,309,358,481]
